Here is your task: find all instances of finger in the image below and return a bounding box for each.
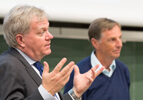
[86,75,94,83]
[61,65,75,84]
[92,64,100,71]
[57,63,74,87]
[60,61,75,75]
[74,65,80,77]
[87,64,99,79]
[90,68,96,79]
[95,66,105,77]
[66,65,75,77]
[43,61,50,75]
[53,57,67,73]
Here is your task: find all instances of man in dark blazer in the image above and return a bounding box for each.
[0,5,104,100]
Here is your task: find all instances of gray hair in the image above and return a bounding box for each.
[88,18,121,41]
[3,5,48,47]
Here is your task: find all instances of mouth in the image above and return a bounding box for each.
[45,43,50,48]
[113,50,121,54]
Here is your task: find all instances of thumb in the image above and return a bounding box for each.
[43,61,49,75]
[74,65,80,77]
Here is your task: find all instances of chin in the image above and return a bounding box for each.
[45,49,52,55]
[113,55,120,59]
[111,53,120,59]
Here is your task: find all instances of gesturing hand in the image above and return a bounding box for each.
[42,58,75,96]
[73,65,104,98]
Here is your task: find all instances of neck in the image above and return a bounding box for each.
[16,47,42,61]
[95,51,114,69]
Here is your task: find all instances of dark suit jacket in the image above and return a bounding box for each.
[0,48,72,100]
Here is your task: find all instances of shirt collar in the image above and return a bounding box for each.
[90,51,116,77]
[15,48,36,65]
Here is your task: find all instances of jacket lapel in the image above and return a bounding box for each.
[9,48,42,86]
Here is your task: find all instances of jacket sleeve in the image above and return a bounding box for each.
[0,61,43,100]
[58,92,72,100]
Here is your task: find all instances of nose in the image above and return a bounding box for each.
[116,38,122,49]
[45,31,54,40]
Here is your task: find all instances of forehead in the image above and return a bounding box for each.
[101,25,122,39]
[30,16,49,29]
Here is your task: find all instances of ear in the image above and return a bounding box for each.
[16,34,25,48]
[91,38,99,49]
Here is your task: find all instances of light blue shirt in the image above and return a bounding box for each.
[16,48,59,100]
[91,51,116,77]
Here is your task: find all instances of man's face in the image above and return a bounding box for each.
[97,25,122,60]
[23,16,53,61]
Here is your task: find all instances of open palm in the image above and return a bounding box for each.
[73,65,104,97]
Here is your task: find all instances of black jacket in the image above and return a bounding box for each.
[0,48,72,100]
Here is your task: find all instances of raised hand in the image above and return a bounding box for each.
[42,58,75,96]
[73,65,104,98]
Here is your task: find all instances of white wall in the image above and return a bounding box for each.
[0,0,142,27]
[0,0,143,42]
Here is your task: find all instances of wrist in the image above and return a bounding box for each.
[68,88,81,100]
[42,84,55,96]
[73,87,81,98]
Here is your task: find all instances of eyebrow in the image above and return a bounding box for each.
[38,26,49,31]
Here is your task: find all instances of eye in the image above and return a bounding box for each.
[37,30,45,36]
[41,31,45,34]
[111,38,116,41]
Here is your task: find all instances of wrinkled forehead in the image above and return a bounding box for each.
[101,24,121,32]
[100,25,122,38]
[29,16,49,29]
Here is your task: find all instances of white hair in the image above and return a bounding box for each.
[3,5,48,47]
